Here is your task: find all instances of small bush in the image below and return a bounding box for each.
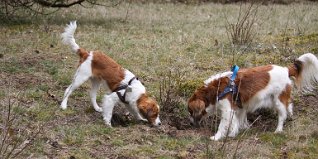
[178,79,203,98]
[158,68,186,110]
[225,2,260,45]
[0,93,40,158]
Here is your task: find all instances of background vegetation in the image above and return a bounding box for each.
[1,0,318,158]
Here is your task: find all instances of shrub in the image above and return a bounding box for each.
[225,1,260,45]
[0,91,40,158]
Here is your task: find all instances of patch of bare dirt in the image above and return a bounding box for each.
[0,72,46,88]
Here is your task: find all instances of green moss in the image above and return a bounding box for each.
[311,131,318,140]
[178,79,203,97]
[56,108,77,117]
[26,89,43,101]
[259,133,288,148]
[311,47,318,54]
[111,139,125,146]
[156,156,175,159]
[38,84,49,92]
[308,139,318,154]
[177,103,189,118]
[41,60,59,76]
[293,94,301,105]
[60,124,108,146]
[96,94,103,103]
[290,138,318,159]
[0,90,5,98]
[291,33,318,45]
[25,138,46,155]
[1,59,23,73]
[56,73,72,86]
[92,125,113,136]
[156,136,193,151]
[12,106,27,116]
[31,109,54,121]
[132,145,156,155]
[63,131,85,146]
[185,43,202,53]
[84,107,96,114]
[72,91,86,98]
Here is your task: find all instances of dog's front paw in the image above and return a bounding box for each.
[105,122,112,128]
[274,129,283,133]
[94,107,103,112]
[241,122,250,130]
[60,101,67,110]
[210,135,221,141]
[103,116,113,127]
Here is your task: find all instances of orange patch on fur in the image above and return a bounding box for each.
[188,86,210,109]
[235,65,272,104]
[137,93,159,124]
[77,48,89,65]
[188,90,207,120]
[90,51,125,91]
[279,84,292,107]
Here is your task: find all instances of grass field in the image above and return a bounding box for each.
[1,2,318,158]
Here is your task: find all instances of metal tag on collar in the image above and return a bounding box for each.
[126,86,132,92]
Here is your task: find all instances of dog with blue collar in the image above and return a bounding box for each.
[188,53,318,141]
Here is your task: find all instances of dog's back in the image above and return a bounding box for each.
[90,51,124,91]
[236,65,291,112]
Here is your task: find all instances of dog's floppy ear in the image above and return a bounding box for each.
[188,92,207,127]
[138,101,152,121]
[188,95,206,113]
[146,108,153,119]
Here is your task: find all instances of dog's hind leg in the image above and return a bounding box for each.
[90,78,103,112]
[274,99,287,133]
[61,63,92,110]
[287,103,293,117]
[275,85,291,133]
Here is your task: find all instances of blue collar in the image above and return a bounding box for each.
[230,65,240,82]
[217,65,240,101]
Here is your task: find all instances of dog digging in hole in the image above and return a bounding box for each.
[60,21,161,127]
[188,53,318,141]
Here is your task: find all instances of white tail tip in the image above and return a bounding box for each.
[61,21,79,52]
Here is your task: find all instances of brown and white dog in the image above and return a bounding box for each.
[60,21,161,127]
[188,53,318,141]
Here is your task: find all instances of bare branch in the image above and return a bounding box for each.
[86,0,124,7]
[34,0,85,8]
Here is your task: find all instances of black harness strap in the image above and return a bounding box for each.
[114,77,137,104]
[217,65,242,108]
[116,91,128,104]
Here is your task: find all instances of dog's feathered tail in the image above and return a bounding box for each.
[289,53,318,92]
[61,21,80,53]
